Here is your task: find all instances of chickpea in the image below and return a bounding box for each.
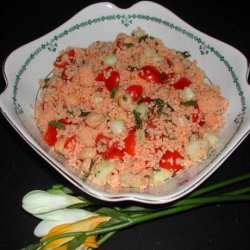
[173,61,185,74]
[85,113,104,128]
[65,93,81,106]
[79,147,96,160]
[114,89,126,102]
[54,137,66,154]
[118,94,134,111]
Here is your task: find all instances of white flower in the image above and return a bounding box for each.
[34,208,96,237]
[22,190,85,214]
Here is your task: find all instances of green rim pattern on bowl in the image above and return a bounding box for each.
[13,13,246,126]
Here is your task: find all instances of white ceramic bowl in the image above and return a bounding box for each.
[1,1,250,204]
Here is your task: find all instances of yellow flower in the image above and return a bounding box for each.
[40,215,110,250]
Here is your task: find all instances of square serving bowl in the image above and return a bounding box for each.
[1,1,250,204]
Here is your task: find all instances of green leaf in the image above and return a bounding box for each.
[180,100,197,106]
[133,110,142,129]
[67,233,87,250]
[97,207,130,223]
[49,120,65,129]
[110,86,119,98]
[20,242,42,250]
[80,111,91,117]
[121,206,155,213]
[47,185,73,195]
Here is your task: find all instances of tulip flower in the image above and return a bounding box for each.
[22,190,85,214]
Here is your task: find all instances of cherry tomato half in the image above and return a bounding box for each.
[43,125,57,146]
[126,85,143,101]
[159,150,183,171]
[95,67,120,91]
[105,71,120,91]
[138,65,161,83]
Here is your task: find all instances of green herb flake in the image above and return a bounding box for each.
[110,86,119,98]
[123,42,134,48]
[154,98,164,107]
[156,107,163,115]
[166,103,175,112]
[180,100,197,106]
[133,110,142,129]
[127,65,139,72]
[80,111,91,117]
[177,50,191,58]
[136,96,143,104]
[49,120,65,129]
[84,159,94,180]
[153,98,174,112]
[138,35,154,42]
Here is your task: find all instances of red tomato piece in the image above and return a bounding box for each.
[141,96,152,103]
[104,143,124,159]
[95,134,124,159]
[95,72,105,81]
[64,135,77,152]
[198,121,206,127]
[192,105,200,122]
[95,66,113,81]
[53,50,75,69]
[159,150,183,171]
[191,105,206,126]
[138,65,161,83]
[54,56,69,68]
[126,85,143,101]
[43,125,57,146]
[172,77,191,90]
[124,129,136,156]
[67,49,75,60]
[105,71,120,91]
[59,118,72,125]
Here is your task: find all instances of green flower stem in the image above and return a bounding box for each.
[188,173,250,198]
[97,231,117,245]
[226,186,250,195]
